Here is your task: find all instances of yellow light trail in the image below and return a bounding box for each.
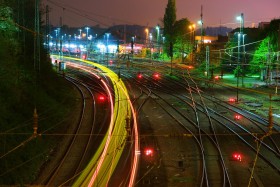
[53,56,139,187]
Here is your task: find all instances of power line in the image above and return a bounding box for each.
[46,0,137,27]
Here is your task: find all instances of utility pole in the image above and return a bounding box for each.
[206,46,209,79]
[242,34,246,87]
[59,16,63,61]
[33,0,40,136]
[267,40,271,85]
[237,13,244,86]
[276,25,280,94]
[236,33,240,103]
[124,25,126,44]
[46,5,50,53]
[200,5,204,49]
[241,13,244,87]
[170,41,173,75]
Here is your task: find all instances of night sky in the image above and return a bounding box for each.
[43,0,280,28]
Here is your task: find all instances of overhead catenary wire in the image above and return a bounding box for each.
[46,0,134,27]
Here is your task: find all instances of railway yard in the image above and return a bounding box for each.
[35,57,280,186]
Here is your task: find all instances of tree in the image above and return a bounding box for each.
[0,6,18,36]
[250,19,279,74]
[163,0,176,57]
[173,18,191,62]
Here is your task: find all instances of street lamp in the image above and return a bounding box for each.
[149,33,152,44]
[85,27,90,40]
[242,34,246,87]
[198,20,203,48]
[161,36,165,60]
[78,29,82,38]
[236,13,244,102]
[85,27,90,58]
[149,33,153,62]
[236,13,244,34]
[145,28,149,46]
[105,33,110,66]
[54,29,58,54]
[156,25,160,55]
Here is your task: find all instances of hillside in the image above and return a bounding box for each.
[0,3,76,184]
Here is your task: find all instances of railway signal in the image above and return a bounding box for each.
[153,73,160,79]
[144,148,153,156]
[234,114,241,120]
[137,73,143,79]
[98,95,106,102]
[229,98,235,103]
[233,153,242,161]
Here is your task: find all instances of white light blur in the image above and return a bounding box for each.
[108,45,117,53]
[70,44,77,48]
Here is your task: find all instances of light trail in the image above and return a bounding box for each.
[54,56,139,186]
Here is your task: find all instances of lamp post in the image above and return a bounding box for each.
[236,13,244,102]
[79,29,82,38]
[237,33,241,103]
[149,33,153,63]
[242,34,246,87]
[156,25,160,55]
[145,28,149,46]
[54,29,58,54]
[198,20,203,49]
[162,36,165,60]
[85,27,90,58]
[85,27,90,39]
[105,33,110,67]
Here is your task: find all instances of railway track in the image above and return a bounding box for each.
[119,63,280,186]
[123,72,231,186]
[39,68,109,186]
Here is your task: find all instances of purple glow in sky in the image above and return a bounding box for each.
[44,0,280,28]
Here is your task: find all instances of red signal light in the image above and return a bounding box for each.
[153,73,160,79]
[229,98,235,102]
[214,75,219,80]
[234,115,241,120]
[137,73,143,79]
[144,148,153,156]
[233,153,242,161]
[98,95,106,101]
[109,60,113,65]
